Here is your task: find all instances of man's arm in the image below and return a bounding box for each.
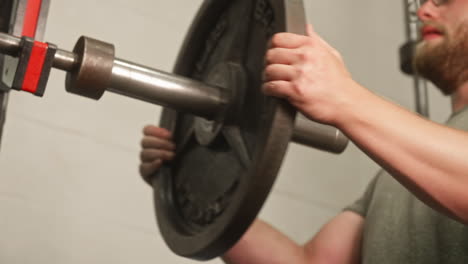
[337,88,468,223]
[262,25,468,224]
[223,212,364,264]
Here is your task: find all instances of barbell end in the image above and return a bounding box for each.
[292,115,349,154]
[330,129,349,154]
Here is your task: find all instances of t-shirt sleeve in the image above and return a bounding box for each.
[343,173,380,217]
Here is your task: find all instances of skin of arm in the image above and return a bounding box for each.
[337,85,468,223]
[222,212,364,264]
[262,25,468,224]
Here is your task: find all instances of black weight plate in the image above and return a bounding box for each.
[154,0,306,260]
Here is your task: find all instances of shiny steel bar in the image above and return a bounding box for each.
[53,49,79,71]
[0,32,21,56]
[109,59,228,119]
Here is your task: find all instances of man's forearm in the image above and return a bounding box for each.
[222,219,307,264]
[337,83,468,223]
[223,212,364,264]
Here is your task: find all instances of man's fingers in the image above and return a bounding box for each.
[264,64,297,82]
[143,125,172,139]
[270,32,311,49]
[139,160,163,181]
[306,24,315,37]
[140,149,175,163]
[265,47,302,65]
[270,25,337,58]
[141,136,175,150]
[262,81,297,99]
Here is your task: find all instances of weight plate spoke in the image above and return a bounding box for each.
[155,0,305,260]
[222,126,252,168]
[174,116,195,155]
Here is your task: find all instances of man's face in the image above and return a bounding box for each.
[414,0,468,94]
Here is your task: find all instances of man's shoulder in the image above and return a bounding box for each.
[446,106,468,130]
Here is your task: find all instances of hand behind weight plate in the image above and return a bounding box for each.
[139,125,176,183]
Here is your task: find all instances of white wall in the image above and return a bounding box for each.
[0,0,451,263]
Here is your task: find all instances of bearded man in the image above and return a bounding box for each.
[139,0,468,263]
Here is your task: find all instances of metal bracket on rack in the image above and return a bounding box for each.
[0,0,50,150]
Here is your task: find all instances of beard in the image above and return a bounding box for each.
[413,21,468,95]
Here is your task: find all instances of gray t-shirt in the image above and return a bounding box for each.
[346,106,468,264]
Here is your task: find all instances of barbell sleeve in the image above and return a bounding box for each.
[108,59,229,119]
